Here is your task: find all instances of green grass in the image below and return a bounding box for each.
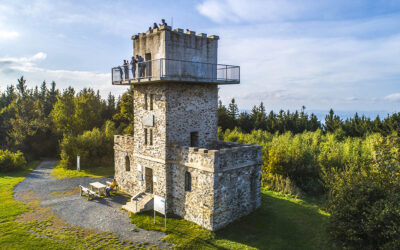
[51,161,114,179]
[131,190,331,249]
[0,161,139,249]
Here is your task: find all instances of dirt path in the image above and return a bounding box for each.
[13,160,166,247]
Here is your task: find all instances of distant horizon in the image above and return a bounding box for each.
[239,108,396,121]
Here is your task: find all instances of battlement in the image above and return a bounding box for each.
[131,26,220,41]
[114,135,134,152]
[112,25,239,85]
[169,141,262,172]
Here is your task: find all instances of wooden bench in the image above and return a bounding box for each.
[79,185,100,200]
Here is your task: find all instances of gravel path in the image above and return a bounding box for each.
[14,160,166,247]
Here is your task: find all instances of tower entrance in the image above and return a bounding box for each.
[145,167,153,194]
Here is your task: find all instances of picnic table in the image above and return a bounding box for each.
[90,182,107,196]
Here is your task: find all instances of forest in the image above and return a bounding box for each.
[1,77,400,248]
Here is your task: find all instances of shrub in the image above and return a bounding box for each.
[220,128,383,196]
[0,149,27,172]
[60,122,115,169]
[326,134,400,249]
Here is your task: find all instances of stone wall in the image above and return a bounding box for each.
[131,27,219,81]
[114,135,167,198]
[213,164,262,230]
[166,83,218,149]
[167,163,215,229]
[165,142,262,230]
[133,83,167,160]
[165,29,218,64]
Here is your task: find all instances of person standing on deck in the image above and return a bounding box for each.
[138,56,144,77]
[123,60,129,80]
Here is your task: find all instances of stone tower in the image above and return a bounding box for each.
[113,25,262,231]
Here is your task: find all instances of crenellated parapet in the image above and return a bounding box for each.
[114,135,134,152]
[168,141,262,172]
[131,26,220,41]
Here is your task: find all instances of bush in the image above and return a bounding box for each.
[0,149,27,172]
[220,128,382,196]
[60,122,115,169]
[326,134,400,249]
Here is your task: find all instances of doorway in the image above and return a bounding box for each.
[190,131,199,147]
[145,167,153,194]
[145,53,152,77]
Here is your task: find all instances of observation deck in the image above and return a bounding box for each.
[112,58,240,85]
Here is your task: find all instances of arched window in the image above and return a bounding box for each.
[185,171,191,192]
[125,156,130,171]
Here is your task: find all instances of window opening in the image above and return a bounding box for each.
[125,156,130,171]
[150,94,154,110]
[190,132,199,147]
[185,171,192,192]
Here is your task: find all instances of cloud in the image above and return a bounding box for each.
[197,0,400,23]
[0,53,125,98]
[0,30,19,39]
[197,0,313,23]
[385,93,400,102]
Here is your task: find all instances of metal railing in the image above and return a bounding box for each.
[112,58,240,84]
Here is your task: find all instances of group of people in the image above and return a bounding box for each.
[117,19,169,81]
[147,19,168,33]
[119,55,145,80]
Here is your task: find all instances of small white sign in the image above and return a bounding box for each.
[154,195,166,215]
[142,114,154,127]
[77,156,80,171]
[137,164,142,171]
[153,176,157,182]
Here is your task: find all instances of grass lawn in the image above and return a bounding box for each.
[0,161,142,249]
[131,190,331,249]
[51,161,114,179]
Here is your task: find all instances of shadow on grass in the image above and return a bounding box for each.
[131,190,331,249]
[215,191,330,250]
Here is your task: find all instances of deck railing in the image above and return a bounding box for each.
[112,58,240,84]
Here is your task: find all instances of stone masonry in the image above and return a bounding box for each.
[113,25,262,231]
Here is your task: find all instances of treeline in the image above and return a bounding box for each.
[0,77,134,170]
[219,99,400,137]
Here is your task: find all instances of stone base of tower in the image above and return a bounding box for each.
[114,135,262,231]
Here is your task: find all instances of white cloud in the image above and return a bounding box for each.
[197,0,400,24]
[0,53,125,98]
[385,93,400,102]
[0,30,19,39]
[197,0,304,23]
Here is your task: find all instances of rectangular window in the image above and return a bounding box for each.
[190,132,199,147]
[144,128,148,145]
[150,94,154,110]
[144,93,148,110]
[149,129,153,145]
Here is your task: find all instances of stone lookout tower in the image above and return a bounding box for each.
[112,25,262,231]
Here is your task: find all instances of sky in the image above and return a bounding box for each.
[0,0,399,114]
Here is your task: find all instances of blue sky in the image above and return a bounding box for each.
[0,0,399,113]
